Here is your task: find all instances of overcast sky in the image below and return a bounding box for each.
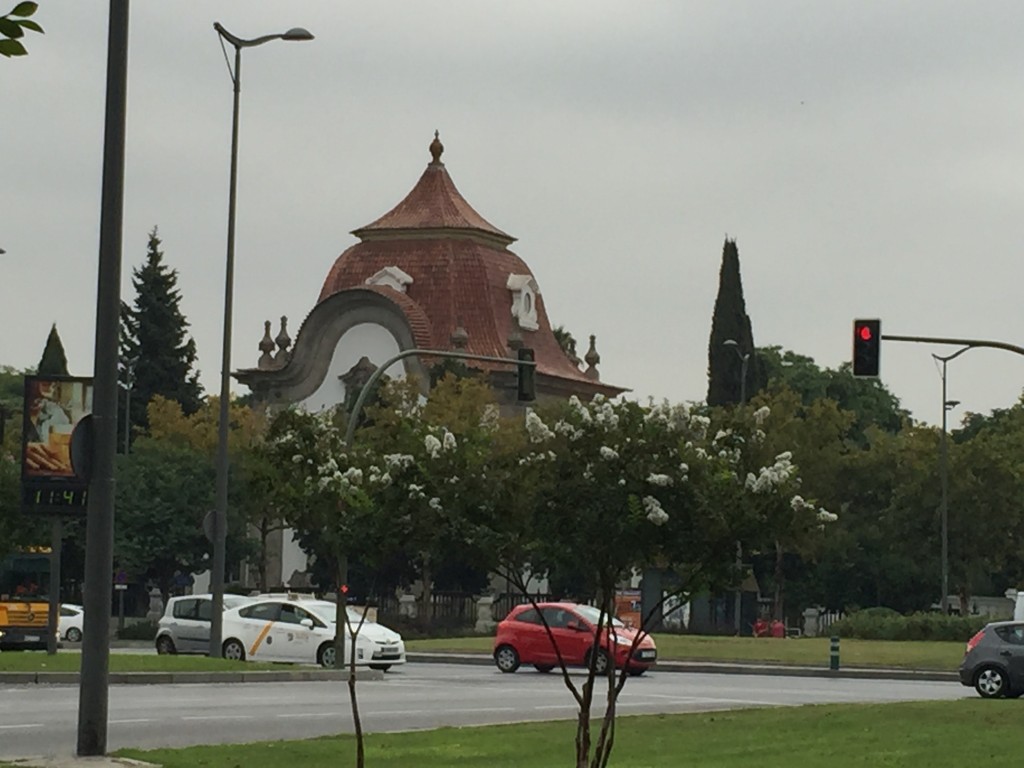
[3,2,1023,426]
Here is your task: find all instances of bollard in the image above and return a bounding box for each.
[829,635,840,671]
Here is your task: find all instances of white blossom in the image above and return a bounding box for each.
[428,497,443,512]
[642,495,669,525]
[292,454,304,464]
[599,446,619,461]
[817,508,838,523]
[424,434,442,458]
[647,473,673,487]
[525,411,555,443]
[753,406,771,426]
[383,454,415,472]
[442,429,457,452]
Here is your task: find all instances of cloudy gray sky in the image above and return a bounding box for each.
[3,1,1023,426]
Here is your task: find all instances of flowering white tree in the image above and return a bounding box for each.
[497,395,744,768]
[709,391,841,621]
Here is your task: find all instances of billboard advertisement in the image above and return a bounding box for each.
[21,376,93,514]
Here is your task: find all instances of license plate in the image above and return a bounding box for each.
[639,649,656,659]
[25,635,40,642]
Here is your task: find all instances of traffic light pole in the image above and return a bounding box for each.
[881,334,1024,358]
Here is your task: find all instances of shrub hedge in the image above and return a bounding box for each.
[830,610,991,641]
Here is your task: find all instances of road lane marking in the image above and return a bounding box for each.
[0,723,44,730]
[181,715,253,721]
[277,712,345,719]
[111,718,154,724]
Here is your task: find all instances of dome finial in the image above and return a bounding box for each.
[429,130,444,164]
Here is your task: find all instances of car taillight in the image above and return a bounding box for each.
[965,629,985,654]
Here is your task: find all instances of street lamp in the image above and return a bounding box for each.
[934,348,969,614]
[210,21,313,658]
[723,339,751,634]
[723,339,750,405]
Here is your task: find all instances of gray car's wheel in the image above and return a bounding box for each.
[494,644,520,673]
[155,635,176,655]
[222,638,246,662]
[975,665,1008,698]
[65,627,82,643]
[318,642,337,669]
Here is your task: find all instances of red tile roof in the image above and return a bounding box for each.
[352,132,514,248]
[317,134,625,392]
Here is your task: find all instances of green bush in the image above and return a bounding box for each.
[830,610,988,641]
[117,619,158,641]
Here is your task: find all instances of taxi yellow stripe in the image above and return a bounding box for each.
[249,622,273,657]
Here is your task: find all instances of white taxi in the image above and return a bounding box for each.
[219,596,406,670]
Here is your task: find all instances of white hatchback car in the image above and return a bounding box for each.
[58,604,85,643]
[219,596,406,670]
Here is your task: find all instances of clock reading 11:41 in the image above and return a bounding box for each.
[23,485,89,512]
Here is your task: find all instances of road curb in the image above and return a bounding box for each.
[404,652,959,682]
[0,669,383,685]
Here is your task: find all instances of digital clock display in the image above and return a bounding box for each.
[22,484,89,515]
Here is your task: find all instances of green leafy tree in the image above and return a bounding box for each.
[553,324,582,368]
[37,325,68,376]
[119,227,203,446]
[0,2,42,58]
[759,345,909,444]
[707,238,765,406]
[114,438,215,605]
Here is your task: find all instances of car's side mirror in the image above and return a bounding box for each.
[300,618,314,629]
[566,620,585,631]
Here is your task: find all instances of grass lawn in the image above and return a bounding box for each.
[0,634,967,673]
[96,699,1018,768]
[407,633,968,670]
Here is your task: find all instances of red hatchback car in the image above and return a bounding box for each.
[493,602,657,675]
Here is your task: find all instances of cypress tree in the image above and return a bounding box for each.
[706,238,765,406]
[37,324,70,376]
[120,227,203,444]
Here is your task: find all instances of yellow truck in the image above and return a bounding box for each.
[0,598,51,650]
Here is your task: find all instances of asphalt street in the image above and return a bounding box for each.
[0,661,968,762]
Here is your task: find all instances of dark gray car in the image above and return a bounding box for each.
[959,620,1024,698]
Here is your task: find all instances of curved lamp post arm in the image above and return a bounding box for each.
[343,349,533,447]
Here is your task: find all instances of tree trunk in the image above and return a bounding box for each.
[420,555,433,629]
[773,540,785,621]
[258,518,269,593]
[338,556,365,768]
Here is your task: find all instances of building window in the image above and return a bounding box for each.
[506,274,539,331]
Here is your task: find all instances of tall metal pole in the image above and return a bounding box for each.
[209,22,313,657]
[77,0,129,755]
[723,340,750,633]
[209,38,241,661]
[939,365,949,614]
[933,347,967,615]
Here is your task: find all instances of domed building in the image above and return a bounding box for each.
[237,132,626,412]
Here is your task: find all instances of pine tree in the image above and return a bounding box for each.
[37,324,69,376]
[120,227,203,445]
[706,238,765,406]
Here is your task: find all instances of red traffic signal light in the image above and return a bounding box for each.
[852,319,881,377]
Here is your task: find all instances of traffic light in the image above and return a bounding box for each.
[517,347,536,401]
[852,319,881,377]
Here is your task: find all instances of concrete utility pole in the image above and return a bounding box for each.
[77,0,129,756]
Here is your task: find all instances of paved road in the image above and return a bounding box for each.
[0,662,968,760]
